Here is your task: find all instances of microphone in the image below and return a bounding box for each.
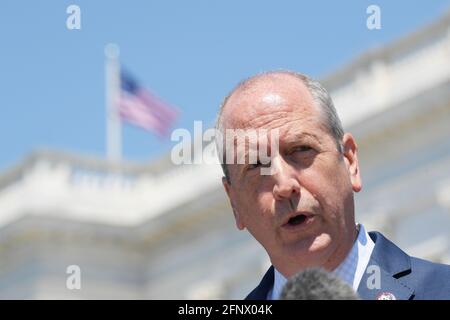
[280,268,360,300]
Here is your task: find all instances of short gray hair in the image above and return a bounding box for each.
[215,70,344,183]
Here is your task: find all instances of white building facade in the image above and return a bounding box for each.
[0,11,449,299]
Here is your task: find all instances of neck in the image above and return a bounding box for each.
[323,223,359,272]
[275,223,359,278]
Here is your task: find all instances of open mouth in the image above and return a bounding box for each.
[287,214,308,226]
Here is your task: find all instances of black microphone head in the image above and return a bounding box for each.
[280,268,360,300]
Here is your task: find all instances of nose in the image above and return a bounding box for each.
[272,156,301,201]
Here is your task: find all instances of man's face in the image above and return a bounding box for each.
[221,75,362,277]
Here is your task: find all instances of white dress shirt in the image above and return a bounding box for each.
[268,223,375,300]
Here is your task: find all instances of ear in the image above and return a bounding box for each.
[341,133,362,192]
[222,177,245,230]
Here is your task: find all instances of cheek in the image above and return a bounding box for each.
[240,177,273,201]
[234,182,263,212]
[300,163,348,216]
[233,183,275,228]
[243,188,274,217]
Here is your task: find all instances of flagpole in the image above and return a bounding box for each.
[105,43,122,163]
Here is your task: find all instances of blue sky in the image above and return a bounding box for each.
[1,0,449,171]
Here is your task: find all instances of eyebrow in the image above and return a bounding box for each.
[284,131,321,144]
[232,131,320,159]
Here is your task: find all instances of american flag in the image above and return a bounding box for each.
[118,70,178,137]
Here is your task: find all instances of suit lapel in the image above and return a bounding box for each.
[245,266,274,300]
[357,232,414,300]
[247,232,416,300]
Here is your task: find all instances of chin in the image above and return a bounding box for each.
[308,232,333,252]
[286,232,334,266]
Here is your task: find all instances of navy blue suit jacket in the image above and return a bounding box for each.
[245,232,450,300]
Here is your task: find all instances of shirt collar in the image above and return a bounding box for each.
[269,223,375,300]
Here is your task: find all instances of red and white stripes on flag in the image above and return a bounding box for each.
[119,70,178,137]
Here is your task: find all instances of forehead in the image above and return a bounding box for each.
[222,74,322,131]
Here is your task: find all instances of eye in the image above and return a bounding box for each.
[292,145,313,153]
[247,160,262,170]
[247,159,271,170]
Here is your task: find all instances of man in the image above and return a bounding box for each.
[216,70,450,300]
